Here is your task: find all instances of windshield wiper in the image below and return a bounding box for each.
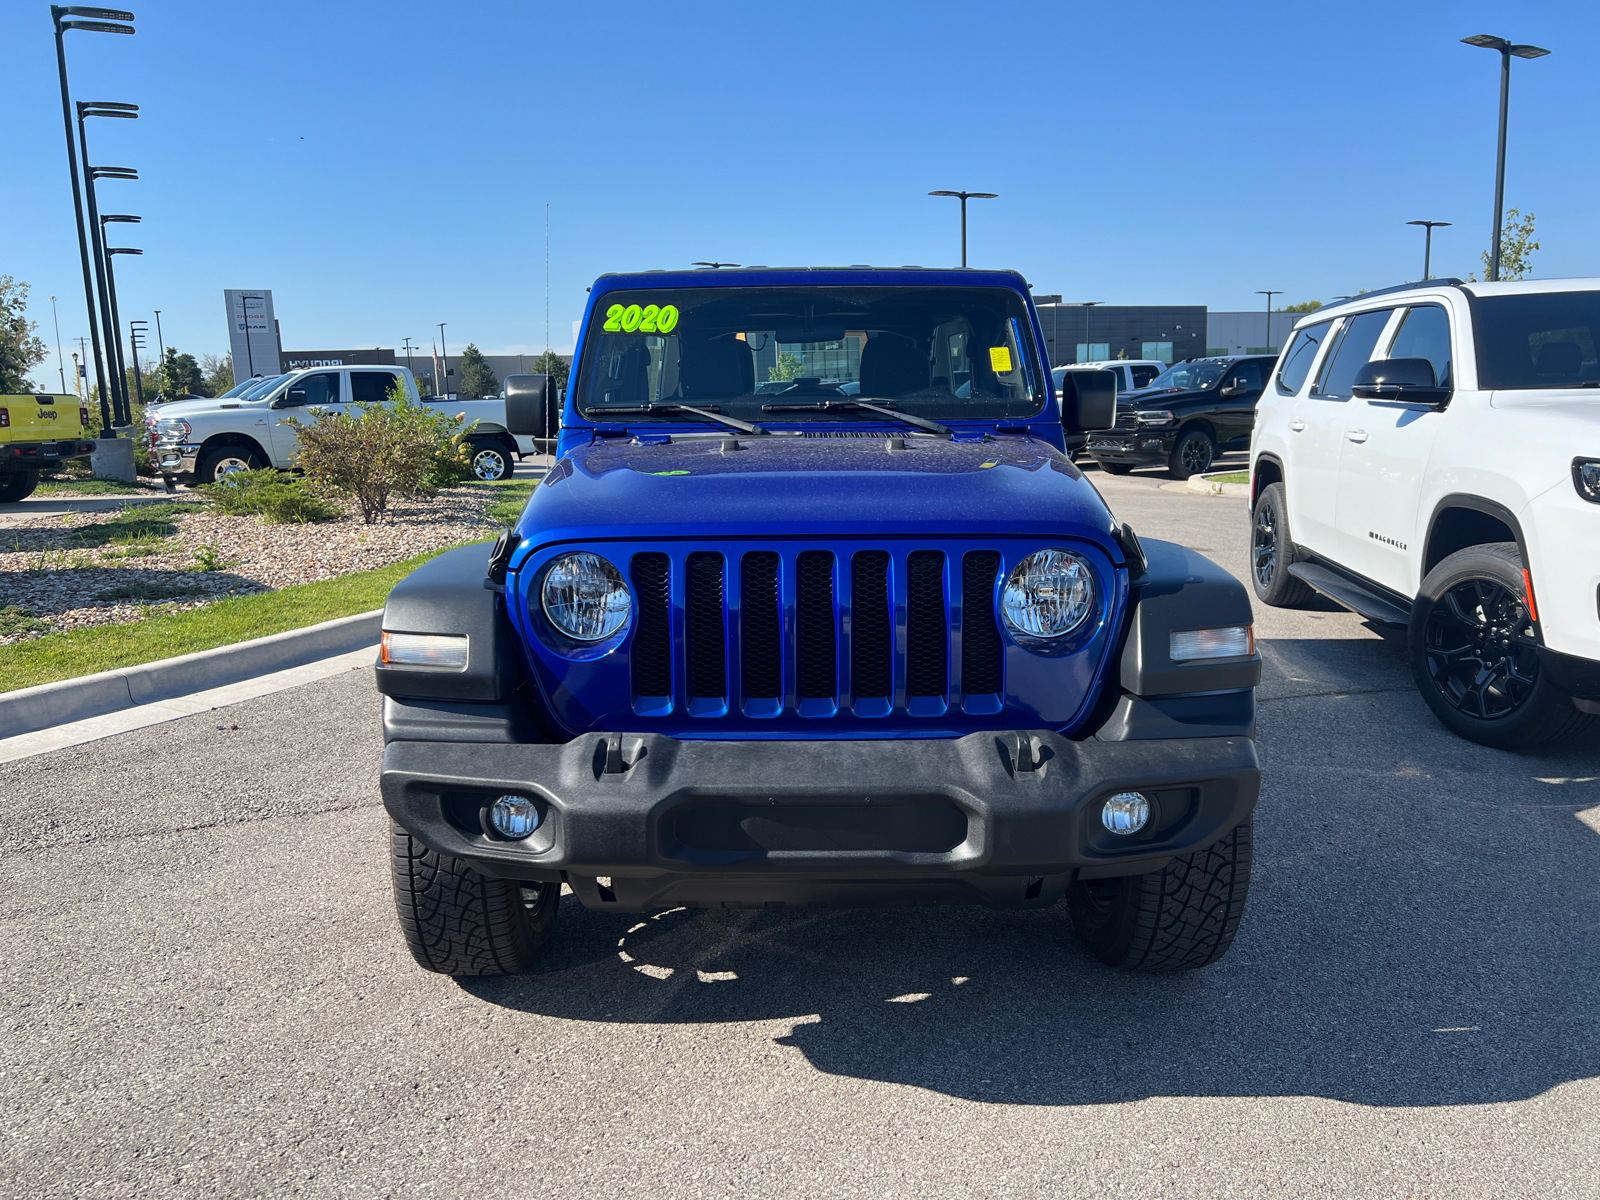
[761,398,952,437]
[591,404,768,435]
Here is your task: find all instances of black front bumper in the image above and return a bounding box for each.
[1086,432,1172,464]
[382,731,1259,912]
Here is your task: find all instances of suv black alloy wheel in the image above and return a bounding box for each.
[1421,577,1538,719]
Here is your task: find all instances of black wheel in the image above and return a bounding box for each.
[390,822,559,976]
[0,469,40,503]
[1250,481,1316,607]
[1067,817,1252,971]
[1167,429,1215,480]
[1408,543,1595,749]
[196,444,267,484]
[469,440,513,481]
[1096,459,1135,476]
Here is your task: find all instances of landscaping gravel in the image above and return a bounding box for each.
[0,485,503,642]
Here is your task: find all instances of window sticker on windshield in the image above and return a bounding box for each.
[989,346,1012,373]
[602,303,680,334]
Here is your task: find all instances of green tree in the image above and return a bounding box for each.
[1280,300,1323,313]
[200,352,234,397]
[0,276,48,393]
[156,347,205,398]
[529,349,570,396]
[457,343,498,398]
[1478,208,1539,281]
[768,351,804,382]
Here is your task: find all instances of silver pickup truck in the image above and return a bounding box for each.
[145,364,553,485]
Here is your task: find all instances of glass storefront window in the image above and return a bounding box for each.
[1142,341,1173,364]
[1075,342,1110,362]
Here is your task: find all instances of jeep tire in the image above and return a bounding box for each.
[196,444,267,484]
[0,469,41,503]
[1066,816,1252,971]
[1250,482,1316,607]
[1408,542,1595,749]
[390,822,559,976]
[1167,429,1215,480]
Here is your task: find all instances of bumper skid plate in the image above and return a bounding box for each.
[382,730,1259,911]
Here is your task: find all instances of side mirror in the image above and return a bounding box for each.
[277,388,308,408]
[1058,368,1117,432]
[504,373,556,438]
[1219,378,1244,397]
[1351,358,1450,407]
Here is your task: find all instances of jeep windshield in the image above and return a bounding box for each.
[574,286,1044,424]
[1473,290,1600,390]
[1140,361,1226,393]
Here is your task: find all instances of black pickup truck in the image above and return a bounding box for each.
[1088,356,1276,479]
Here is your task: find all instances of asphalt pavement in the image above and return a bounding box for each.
[2,460,1597,1199]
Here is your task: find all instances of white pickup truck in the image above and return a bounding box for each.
[145,364,551,485]
[1249,277,1599,749]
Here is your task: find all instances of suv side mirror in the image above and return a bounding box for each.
[1351,358,1450,407]
[1058,368,1117,432]
[504,374,555,438]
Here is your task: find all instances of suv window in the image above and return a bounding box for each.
[349,371,402,405]
[1275,321,1333,395]
[1387,305,1453,389]
[1130,364,1162,388]
[1472,290,1600,389]
[1313,310,1392,399]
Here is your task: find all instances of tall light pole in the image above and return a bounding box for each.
[1406,220,1452,280]
[128,319,148,409]
[1462,34,1550,282]
[105,244,141,416]
[438,322,448,395]
[401,336,415,374]
[928,190,998,268]
[1256,291,1282,353]
[50,296,67,392]
[152,308,164,398]
[77,99,139,424]
[51,6,135,438]
[1067,302,1102,363]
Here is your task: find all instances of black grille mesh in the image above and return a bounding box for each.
[961,551,1003,695]
[796,550,837,699]
[740,551,781,700]
[686,552,726,699]
[851,551,892,699]
[906,550,947,697]
[630,553,672,698]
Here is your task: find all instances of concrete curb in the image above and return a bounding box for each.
[1185,473,1251,498]
[0,610,382,740]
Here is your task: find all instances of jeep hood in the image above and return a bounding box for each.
[518,434,1121,550]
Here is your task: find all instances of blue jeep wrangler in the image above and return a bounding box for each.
[377,267,1261,976]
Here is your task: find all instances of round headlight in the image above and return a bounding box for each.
[541,552,631,641]
[1001,548,1096,640]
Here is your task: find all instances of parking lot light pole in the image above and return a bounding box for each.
[1406,220,1452,280]
[438,323,448,396]
[105,244,142,420]
[401,336,415,374]
[128,319,148,409]
[1066,302,1101,364]
[1462,34,1550,282]
[928,190,998,268]
[102,214,140,422]
[1256,291,1282,354]
[77,99,139,424]
[52,7,135,437]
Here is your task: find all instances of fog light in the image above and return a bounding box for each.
[490,795,540,839]
[1170,625,1253,661]
[1101,792,1150,835]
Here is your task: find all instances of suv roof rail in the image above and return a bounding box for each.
[1332,278,1464,305]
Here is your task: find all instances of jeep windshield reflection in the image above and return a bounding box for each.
[575,286,1045,424]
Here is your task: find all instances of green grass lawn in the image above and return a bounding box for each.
[485,477,537,526]
[35,478,163,495]
[0,544,474,694]
[1206,471,1250,484]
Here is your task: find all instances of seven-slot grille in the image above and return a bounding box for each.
[628,546,1008,718]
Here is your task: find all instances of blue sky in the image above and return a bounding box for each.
[4,0,1594,390]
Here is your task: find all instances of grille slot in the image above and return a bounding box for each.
[961,551,1003,695]
[851,551,892,699]
[686,552,726,700]
[796,550,837,700]
[906,550,948,698]
[630,553,672,700]
[740,551,781,700]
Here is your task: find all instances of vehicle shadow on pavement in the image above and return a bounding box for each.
[461,654,1600,1111]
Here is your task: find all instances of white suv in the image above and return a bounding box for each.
[1249,277,1600,749]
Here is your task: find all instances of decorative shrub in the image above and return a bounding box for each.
[198,469,342,524]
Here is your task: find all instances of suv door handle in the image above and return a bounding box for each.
[1288,419,1306,432]
[1345,429,1368,443]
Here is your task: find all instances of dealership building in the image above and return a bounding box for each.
[1032,298,1306,366]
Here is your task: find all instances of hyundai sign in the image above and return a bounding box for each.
[224,289,280,379]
